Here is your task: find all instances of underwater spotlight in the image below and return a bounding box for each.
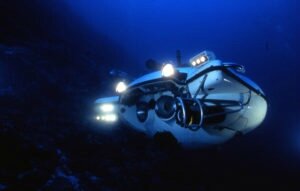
[200,55,207,62]
[116,81,127,93]
[161,63,175,77]
[190,50,215,67]
[98,114,117,122]
[100,104,114,113]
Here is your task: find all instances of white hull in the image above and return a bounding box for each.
[95,52,267,148]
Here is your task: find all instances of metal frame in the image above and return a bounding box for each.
[176,97,204,131]
[201,91,252,119]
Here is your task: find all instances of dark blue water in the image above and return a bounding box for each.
[0,0,299,190]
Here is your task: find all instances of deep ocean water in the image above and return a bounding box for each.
[0,0,299,190]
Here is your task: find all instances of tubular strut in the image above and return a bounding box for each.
[202,91,252,118]
[191,71,252,119]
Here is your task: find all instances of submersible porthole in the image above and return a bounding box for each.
[155,96,176,120]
